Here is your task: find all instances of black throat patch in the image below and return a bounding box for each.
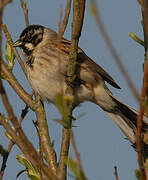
[22,45,33,56]
[26,56,34,69]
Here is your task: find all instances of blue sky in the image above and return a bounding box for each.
[0,0,145,179]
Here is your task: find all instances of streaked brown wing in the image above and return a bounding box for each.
[52,38,121,89]
[78,53,121,89]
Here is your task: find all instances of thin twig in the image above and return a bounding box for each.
[19,105,29,123]
[57,7,65,95]
[0,145,8,180]
[0,141,13,180]
[20,0,29,27]
[114,166,119,180]
[58,0,72,39]
[32,119,45,180]
[137,1,148,180]
[71,131,82,171]
[71,130,87,179]
[90,0,140,101]
[57,0,71,94]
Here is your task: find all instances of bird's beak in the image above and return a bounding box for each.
[13,40,23,47]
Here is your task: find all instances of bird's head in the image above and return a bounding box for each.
[13,25,44,55]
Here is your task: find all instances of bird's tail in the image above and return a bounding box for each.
[105,95,148,145]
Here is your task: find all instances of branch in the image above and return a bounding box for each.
[32,119,45,179]
[35,96,57,174]
[2,6,57,178]
[1,1,56,179]
[0,4,16,180]
[58,0,72,39]
[20,0,29,27]
[0,115,58,180]
[0,105,29,179]
[0,1,30,179]
[57,0,72,94]
[58,0,86,179]
[58,128,71,179]
[71,130,87,179]
[114,166,119,180]
[0,145,8,180]
[137,1,148,179]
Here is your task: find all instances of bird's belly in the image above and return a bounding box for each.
[26,63,67,103]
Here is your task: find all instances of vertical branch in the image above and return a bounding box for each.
[57,0,72,95]
[58,0,85,179]
[137,1,148,180]
[58,0,72,39]
[140,0,148,52]
[20,0,29,27]
[114,166,119,180]
[58,128,71,179]
[67,0,85,86]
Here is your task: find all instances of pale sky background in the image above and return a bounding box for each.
[0,0,145,180]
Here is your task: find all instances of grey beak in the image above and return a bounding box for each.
[13,40,23,47]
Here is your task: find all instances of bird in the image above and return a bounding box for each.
[13,24,148,148]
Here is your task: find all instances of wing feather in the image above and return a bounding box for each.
[52,37,120,89]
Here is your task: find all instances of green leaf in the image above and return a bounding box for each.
[129,32,144,46]
[145,158,148,169]
[16,154,40,180]
[5,41,15,70]
[135,169,141,180]
[56,94,69,118]
[55,93,72,127]
[66,157,87,180]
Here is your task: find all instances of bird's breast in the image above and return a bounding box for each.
[25,54,67,103]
